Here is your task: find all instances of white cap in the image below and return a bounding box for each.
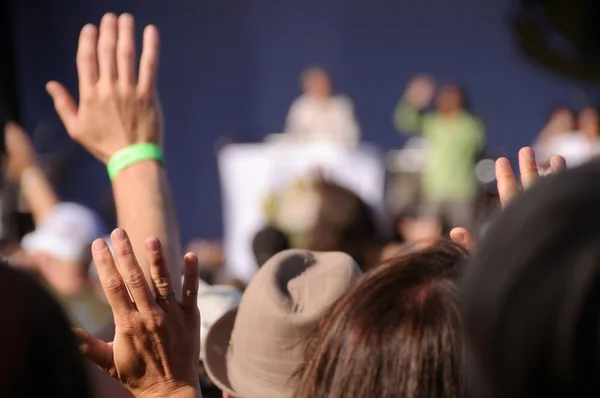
[197,280,242,361]
[21,202,105,263]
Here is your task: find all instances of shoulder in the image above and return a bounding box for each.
[288,96,310,113]
[333,95,354,110]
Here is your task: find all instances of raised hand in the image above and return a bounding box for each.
[450,147,567,251]
[496,147,566,208]
[4,122,37,181]
[46,13,162,164]
[74,228,200,398]
[404,74,436,109]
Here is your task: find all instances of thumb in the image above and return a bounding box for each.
[46,81,78,135]
[72,327,115,373]
[449,227,476,252]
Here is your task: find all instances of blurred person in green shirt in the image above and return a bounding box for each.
[394,75,485,229]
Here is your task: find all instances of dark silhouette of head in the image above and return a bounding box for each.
[0,261,91,397]
[295,240,467,398]
[464,161,600,397]
[304,181,379,270]
[251,225,291,268]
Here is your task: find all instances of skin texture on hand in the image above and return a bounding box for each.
[46,13,181,295]
[75,228,201,398]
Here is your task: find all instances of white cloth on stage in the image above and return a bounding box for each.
[218,142,385,283]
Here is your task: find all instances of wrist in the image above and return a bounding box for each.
[111,159,163,184]
[107,143,164,180]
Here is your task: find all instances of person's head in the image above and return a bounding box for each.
[295,240,466,398]
[301,67,332,99]
[0,261,92,397]
[304,181,379,270]
[578,106,599,140]
[204,249,361,398]
[547,106,575,132]
[251,225,291,268]
[435,82,466,114]
[464,162,600,397]
[21,202,105,295]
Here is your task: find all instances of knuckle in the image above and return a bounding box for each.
[119,44,134,59]
[100,39,116,54]
[118,315,139,335]
[146,312,167,332]
[103,275,124,293]
[153,277,170,291]
[124,271,146,289]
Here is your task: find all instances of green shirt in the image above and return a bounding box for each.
[394,100,485,202]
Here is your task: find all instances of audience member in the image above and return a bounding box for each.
[251,224,290,268]
[21,202,109,333]
[464,159,600,397]
[303,180,380,270]
[534,106,576,163]
[0,261,92,397]
[284,66,360,146]
[295,240,466,398]
[46,13,183,300]
[204,249,361,398]
[394,75,485,229]
[536,106,600,168]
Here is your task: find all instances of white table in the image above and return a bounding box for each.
[218,142,386,283]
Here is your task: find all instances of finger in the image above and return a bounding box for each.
[97,13,118,83]
[518,147,539,190]
[550,155,567,174]
[76,24,99,95]
[449,227,476,252]
[138,24,160,97]
[117,13,136,89]
[45,81,78,134]
[146,237,172,297]
[73,328,114,372]
[110,228,155,313]
[496,157,519,208]
[181,252,200,315]
[92,238,136,319]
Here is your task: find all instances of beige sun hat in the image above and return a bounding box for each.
[204,249,361,398]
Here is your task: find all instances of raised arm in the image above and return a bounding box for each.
[46,13,181,296]
[393,74,436,135]
[5,121,59,224]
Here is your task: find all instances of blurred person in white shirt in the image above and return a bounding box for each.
[536,106,600,168]
[284,66,360,147]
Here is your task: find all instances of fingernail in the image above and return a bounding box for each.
[497,157,510,168]
[112,228,127,242]
[520,147,534,159]
[146,238,159,251]
[92,239,107,251]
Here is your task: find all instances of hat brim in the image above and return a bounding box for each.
[203,306,238,396]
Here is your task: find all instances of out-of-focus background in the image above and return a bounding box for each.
[3,0,600,282]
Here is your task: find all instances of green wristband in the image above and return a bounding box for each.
[107,143,164,180]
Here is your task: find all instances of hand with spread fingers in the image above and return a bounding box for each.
[450,147,567,251]
[74,228,201,398]
[46,13,162,163]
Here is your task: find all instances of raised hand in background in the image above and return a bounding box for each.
[45,13,182,302]
[404,74,436,110]
[75,228,201,398]
[450,147,567,251]
[46,13,162,164]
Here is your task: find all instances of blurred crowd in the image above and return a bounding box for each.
[2,11,600,398]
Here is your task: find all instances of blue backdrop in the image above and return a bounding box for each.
[11,0,596,242]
